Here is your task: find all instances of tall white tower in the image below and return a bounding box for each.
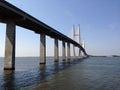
[72,24,83,57]
[72,25,76,56]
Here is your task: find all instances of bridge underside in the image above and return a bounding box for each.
[0,0,87,70]
[0,1,74,43]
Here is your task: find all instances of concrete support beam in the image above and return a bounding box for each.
[67,43,70,59]
[40,34,46,64]
[4,20,16,70]
[73,45,76,57]
[54,38,59,62]
[79,48,82,57]
[62,41,66,60]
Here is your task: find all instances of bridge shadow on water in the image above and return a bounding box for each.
[1,58,86,90]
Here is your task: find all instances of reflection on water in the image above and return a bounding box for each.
[0,57,120,90]
[3,70,15,90]
[0,57,83,90]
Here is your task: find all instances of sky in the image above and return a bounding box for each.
[0,0,120,56]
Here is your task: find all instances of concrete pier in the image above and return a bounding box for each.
[40,34,46,64]
[67,43,70,59]
[79,48,81,57]
[4,20,16,70]
[54,38,59,62]
[62,41,66,60]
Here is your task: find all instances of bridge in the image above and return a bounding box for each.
[0,0,87,70]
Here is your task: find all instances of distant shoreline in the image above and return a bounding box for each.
[89,55,120,57]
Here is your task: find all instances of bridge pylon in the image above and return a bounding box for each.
[72,24,85,58]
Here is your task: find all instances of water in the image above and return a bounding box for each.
[0,57,120,90]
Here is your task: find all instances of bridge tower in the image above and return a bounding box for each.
[72,24,83,57]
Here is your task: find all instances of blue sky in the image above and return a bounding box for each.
[0,0,120,56]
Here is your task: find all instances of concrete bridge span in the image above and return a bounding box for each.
[0,0,87,70]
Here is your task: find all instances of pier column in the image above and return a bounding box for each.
[62,41,66,60]
[67,43,70,59]
[54,38,59,62]
[79,48,82,57]
[4,20,16,70]
[40,34,46,64]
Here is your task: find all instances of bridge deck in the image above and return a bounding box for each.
[0,0,86,55]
